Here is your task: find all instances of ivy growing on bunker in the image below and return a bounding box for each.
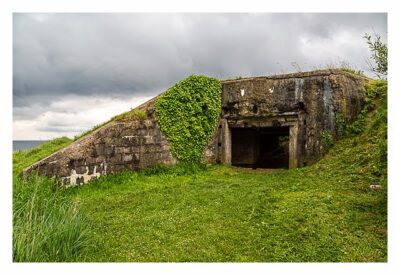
[155,75,221,163]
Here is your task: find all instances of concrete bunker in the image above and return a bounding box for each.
[24,70,367,186]
[231,126,290,169]
[204,70,366,170]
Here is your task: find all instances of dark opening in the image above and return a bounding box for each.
[231,127,289,169]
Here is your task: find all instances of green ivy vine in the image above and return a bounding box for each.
[155,75,221,163]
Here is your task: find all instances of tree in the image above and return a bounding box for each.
[364,32,388,78]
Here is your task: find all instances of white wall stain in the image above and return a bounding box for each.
[65,165,102,186]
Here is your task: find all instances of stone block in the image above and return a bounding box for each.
[122,136,140,146]
[75,165,87,174]
[123,154,133,162]
[104,146,115,157]
[95,143,105,156]
[113,164,126,172]
[144,135,154,144]
[109,154,122,164]
[86,157,98,165]
[144,120,153,128]
[115,146,125,154]
[138,129,146,135]
[88,165,95,175]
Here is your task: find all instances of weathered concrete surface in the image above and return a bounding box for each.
[25,69,366,185]
[23,98,176,186]
[202,69,366,167]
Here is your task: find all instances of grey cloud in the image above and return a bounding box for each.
[13,13,387,138]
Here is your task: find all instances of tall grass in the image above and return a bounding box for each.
[13,138,92,262]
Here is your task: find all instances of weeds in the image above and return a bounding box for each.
[74,123,107,141]
[336,80,386,138]
[13,174,92,262]
[111,108,148,121]
[321,130,334,151]
[13,139,92,262]
[311,59,365,77]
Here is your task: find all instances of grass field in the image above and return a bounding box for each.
[70,162,386,262]
[13,80,387,262]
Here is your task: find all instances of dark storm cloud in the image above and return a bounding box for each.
[13,13,387,137]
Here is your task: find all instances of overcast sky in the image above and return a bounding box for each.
[13,13,387,140]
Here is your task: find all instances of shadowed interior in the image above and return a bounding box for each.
[231,127,289,169]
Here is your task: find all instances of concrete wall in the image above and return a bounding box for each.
[23,98,176,186]
[203,69,366,167]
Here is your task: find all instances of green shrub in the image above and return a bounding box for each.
[336,112,366,137]
[364,32,387,78]
[155,75,221,163]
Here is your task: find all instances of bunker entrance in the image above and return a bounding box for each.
[231,127,290,169]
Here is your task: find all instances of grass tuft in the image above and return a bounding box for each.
[13,174,92,262]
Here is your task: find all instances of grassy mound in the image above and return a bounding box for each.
[63,79,386,262]
[13,79,386,262]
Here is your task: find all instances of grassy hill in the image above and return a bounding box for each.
[12,80,387,262]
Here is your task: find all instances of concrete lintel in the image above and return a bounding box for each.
[227,117,298,128]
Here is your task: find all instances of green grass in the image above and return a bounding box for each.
[13,175,92,262]
[13,80,387,262]
[13,136,92,262]
[68,161,385,261]
[339,67,366,77]
[111,108,148,121]
[13,137,72,174]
